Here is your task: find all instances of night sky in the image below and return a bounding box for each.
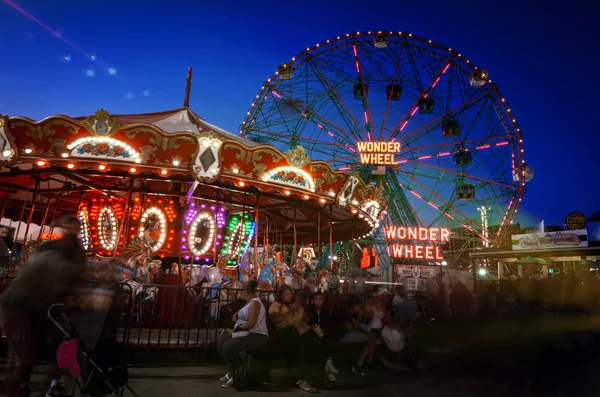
[0,0,598,227]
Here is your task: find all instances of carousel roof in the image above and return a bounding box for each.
[0,107,385,245]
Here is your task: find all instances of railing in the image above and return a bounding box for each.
[114,283,365,365]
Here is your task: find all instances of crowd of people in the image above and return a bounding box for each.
[218,282,423,392]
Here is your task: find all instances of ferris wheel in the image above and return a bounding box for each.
[240,31,530,264]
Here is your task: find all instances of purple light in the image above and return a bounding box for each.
[182,245,187,250]
[201,204,206,209]
[215,242,220,246]
[210,206,216,210]
[185,255,190,259]
[195,256,200,260]
[220,208,225,212]
[181,238,186,242]
[190,203,195,207]
[182,230,187,234]
[217,234,222,238]
[205,258,209,262]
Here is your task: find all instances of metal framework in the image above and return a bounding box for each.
[240,31,527,267]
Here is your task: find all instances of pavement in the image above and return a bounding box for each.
[11,363,488,397]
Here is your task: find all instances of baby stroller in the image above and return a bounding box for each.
[48,303,140,397]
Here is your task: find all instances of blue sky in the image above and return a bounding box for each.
[0,0,598,227]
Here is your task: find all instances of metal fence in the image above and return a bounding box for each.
[114,283,363,365]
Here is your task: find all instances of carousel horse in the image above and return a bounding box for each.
[315,269,340,293]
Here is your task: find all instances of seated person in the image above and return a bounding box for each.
[269,285,322,392]
[217,280,269,388]
[338,296,376,375]
[306,292,338,382]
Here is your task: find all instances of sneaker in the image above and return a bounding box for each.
[221,378,234,388]
[219,373,231,382]
[297,380,317,393]
[45,385,71,397]
[352,365,368,376]
[326,373,337,382]
[325,358,339,375]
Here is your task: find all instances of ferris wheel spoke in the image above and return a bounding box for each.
[383,172,423,226]
[387,59,453,142]
[351,42,375,140]
[378,42,404,141]
[268,89,357,149]
[400,92,488,147]
[395,168,489,242]
[407,161,518,191]
[306,58,366,140]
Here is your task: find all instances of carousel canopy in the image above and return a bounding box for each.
[0,107,385,246]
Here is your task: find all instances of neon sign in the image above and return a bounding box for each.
[384,226,449,260]
[357,141,401,165]
[41,233,63,241]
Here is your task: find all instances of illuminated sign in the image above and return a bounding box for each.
[384,226,449,260]
[41,233,63,241]
[565,212,586,231]
[357,141,401,165]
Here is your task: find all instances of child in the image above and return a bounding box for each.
[306,292,338,382]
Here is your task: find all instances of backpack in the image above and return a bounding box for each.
[233,351,264,391]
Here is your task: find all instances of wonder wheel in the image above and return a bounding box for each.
[240,31,529,267]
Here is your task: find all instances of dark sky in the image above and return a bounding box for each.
[0,0,598,227]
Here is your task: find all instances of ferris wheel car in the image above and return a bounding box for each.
[418,97,434,114]
[442,119,460,137]
[469,70,489,87]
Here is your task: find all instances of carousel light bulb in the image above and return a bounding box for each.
[319,198,326,204]
[233,168,239,174]
[160,169,168,176]
[61,153,69,158]
[172,160,180,166]
[129,167,137,173]
[284,190,291,196]
[67,163,75,169]
[36,160,47,167]
[24,148,33,154]
[98,164,106,171]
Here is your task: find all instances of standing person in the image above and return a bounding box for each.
[217,280,269,388]
[268,285,321,393]
[0,215,87,397]
[306,292,338,382]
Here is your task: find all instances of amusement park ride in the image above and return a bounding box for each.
[241,31,533,271]
[0,30,533,287]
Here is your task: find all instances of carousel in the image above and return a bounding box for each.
[0,86,386,297]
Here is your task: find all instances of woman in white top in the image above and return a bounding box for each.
[218,280,268,388]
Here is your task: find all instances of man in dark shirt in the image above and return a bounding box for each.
[0,215,86,397]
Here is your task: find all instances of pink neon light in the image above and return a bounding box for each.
[439,152,450,156]
[442,63,451,73]
[353,45,358,57]
[317,123,323,129]
[423,93,429,98]
[398,160,408,164]
[411,191,422,199]
[346,145,356,153]
[400,121,409,131]
[301,112,307,117]
[431,77,441,88]
[418,155,431,160]
[495,141,509,146]
[364,111,368,124]
[476,144,490,149]
[338,166,351,171]
[428,202,439,209]
[446,213,455,220]
[355,61,361,74]
[272,91,282,99]
[327,131,334,137]
[410,107,418,116]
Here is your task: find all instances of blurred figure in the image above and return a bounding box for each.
[0,215,86,397]
[306,292,338,383]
